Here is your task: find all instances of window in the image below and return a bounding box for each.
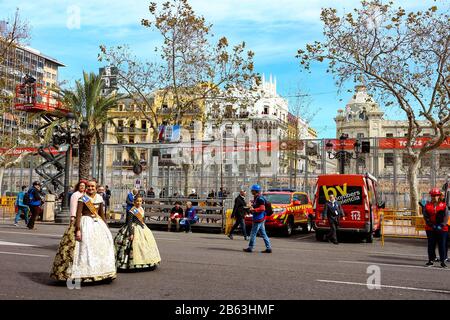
[293,193,309,205]
[263,106,269,115]
[141,120,147,130]
[386,133,394,138]
[129,136,135,144]
[384,153,394,167]
[439,154,450,168]
[357,133,364,139]
[115,151,123,162]
[421,153,432,167]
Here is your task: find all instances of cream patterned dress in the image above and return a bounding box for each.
[71,193,116,282]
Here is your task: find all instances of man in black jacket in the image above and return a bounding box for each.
[26,181,44,230]
[228,189,249,240]
[321,191,345,244]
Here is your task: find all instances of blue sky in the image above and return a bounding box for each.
[0,0,434,138]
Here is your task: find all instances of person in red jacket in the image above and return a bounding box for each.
[422,188,448,268]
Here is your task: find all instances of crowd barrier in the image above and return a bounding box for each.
[0,196,16,220]
[380,209,426,246]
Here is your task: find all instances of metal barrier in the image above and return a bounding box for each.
[380,209,426,246]
[0,196,16,220]
[114,197,233,233]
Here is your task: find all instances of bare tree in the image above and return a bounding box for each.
[0,9,33,193]
[297,0,450,213]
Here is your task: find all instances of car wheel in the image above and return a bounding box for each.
[284,220,294,237]
[315,231,324,241]
[301,223,310,233]
[366,232,374,243]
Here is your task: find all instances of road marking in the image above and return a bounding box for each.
[0,230,61,238]
[339,260,450,271]
[317,279,450,295]
[0,240,36,247]
[371,251,427,258]
[0,251,49,258]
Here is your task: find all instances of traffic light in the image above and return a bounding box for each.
[361,141,370,153]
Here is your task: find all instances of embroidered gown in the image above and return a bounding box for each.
[114,206,161,270]
[70,194,116,282]
[50,191,84,281]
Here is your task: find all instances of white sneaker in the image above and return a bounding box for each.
[13,223,18,227]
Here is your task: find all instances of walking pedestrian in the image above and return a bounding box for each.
[115,195,161,271]
[321,191,345,245]
[50,180,86,281]
[105,185,112,215]
[243,184,272,253]
[14,186,29,226]
[26,181,44,230]
[228,189,248,240]
[147,187,155,198]
[72,180,116,282]
[423,188,448,268]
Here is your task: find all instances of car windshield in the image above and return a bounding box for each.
[318,185,363,205]
[263,194,291,204]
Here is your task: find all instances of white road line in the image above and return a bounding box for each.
[317,279,450,295]
[0,251,49,258]
[339,260,450,271]
[0,240,36,247]
[371,251,427,258]
[0,230,61,238]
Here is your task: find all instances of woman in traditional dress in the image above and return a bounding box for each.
[50,180,87,281]
[70,180,116,282]
[115,195,161,271]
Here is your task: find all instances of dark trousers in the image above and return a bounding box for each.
[229,216,247,237]
[184,219,197,232]
[27,206,43,229]
[326,218,339,243]
[426,230,448,262]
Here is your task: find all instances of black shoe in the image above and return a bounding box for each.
[333,241,339,245]
[425,261,434,267]
[243,248,253,253]
[441,262,448,268]
[261,249,272,253]
[244,236,248,241]
[228,234,233,240]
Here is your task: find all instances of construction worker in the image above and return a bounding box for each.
[422,188,448,268]
[243,184,272,253]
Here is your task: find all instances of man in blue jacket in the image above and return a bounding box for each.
[14,186,29,226]
[243,184,272,253]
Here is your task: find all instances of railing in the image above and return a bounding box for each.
[112,197,233,232]
[380,209,426,246]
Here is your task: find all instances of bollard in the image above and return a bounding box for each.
[43,194,56,222]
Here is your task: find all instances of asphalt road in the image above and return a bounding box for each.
[0,220,449,300]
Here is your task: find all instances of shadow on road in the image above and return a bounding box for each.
[19,272,61,287]
[205,247,243,253]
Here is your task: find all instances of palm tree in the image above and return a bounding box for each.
[58,71,122,180]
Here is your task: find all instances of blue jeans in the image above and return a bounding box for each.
[184,218,197,232]
[248,221,271,250]
[14,206,29,224]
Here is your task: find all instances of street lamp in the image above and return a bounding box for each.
[325,134,361,174]
[55,114,84,223]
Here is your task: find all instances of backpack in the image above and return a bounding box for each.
[259,196,273,216]
[23,190,32,206]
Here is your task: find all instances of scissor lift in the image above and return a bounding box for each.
[14,78,70,194]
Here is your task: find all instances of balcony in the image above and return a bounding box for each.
[115,127,148,134]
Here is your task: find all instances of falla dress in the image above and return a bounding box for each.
[70,193,116,282]
[114,206,161,270]
[50,191,84,281]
